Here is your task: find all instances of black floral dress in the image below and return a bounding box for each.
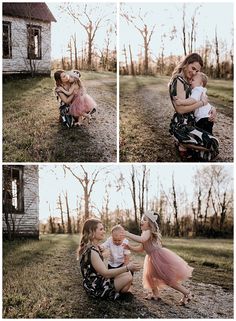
[80,245,119,300]
[169,75,219,161]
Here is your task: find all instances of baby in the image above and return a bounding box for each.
[175,72,215,134]
[101,225,130,269]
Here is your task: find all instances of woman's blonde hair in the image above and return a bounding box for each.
[78,218,102,257]
[171,53,203,81]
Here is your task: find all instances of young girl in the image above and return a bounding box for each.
[56,72,97,126]
[123,211,194,305]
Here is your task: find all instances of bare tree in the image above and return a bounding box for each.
[64,191,72,233]
[172,174,179,237]
[57,194,65,233]
[61,3,112,70]
[71,33,78,70]
[181,4,201,55]
[129,166,138,226]
[63,165,103,220]
[121,6,155,75]
[129,44,135,76]
[123,45,129,74]
[215,27,221,78]
[181,4,187,55]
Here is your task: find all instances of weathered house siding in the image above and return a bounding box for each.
[3,16,51,75]
[3,165,39,239]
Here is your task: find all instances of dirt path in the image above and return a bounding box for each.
[50,77,117,162]
[120,84,233,162]
[69,250,234,319]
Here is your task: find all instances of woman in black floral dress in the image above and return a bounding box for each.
[169,53,219,161]
[79,218,140,300]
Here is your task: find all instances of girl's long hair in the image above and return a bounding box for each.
[78,218,101,257]
[146,217,162,245]
[171,53,203,81]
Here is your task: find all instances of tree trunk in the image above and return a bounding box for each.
[65,191,72,234]
[58,194,65,233]
[215,28,221,78]
[131,166,138,225]
[129,45,135,76]
[172,175,179,237]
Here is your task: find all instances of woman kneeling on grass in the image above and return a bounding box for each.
[78,218,140,300]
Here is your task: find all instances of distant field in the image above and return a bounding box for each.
[120,75,233,106]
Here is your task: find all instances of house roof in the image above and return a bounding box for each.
[2,2,56,23]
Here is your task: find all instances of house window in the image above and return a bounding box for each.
[3,21,12,59]
[27,25,42,59]
[3,166,24,214]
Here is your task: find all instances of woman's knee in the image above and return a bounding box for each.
[114,272,133,292]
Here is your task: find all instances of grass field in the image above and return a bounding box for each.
[120,75,233,107]
[3,72,116,162]
[3,235,233,318]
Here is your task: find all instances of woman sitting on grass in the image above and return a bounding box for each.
[78,218,140,300]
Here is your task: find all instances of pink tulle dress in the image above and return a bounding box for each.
[143,238,193,290]
[69,88,97,117]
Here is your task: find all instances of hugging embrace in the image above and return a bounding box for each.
[169,53,219,162]
[54,70,97,127]
[78,212,193,305]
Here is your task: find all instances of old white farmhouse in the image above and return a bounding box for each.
[3,2,56,76]
[3,165,39,239]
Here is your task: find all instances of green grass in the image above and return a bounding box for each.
[3,235,233,318]
[132,237,233,291]
[3,72,116,162]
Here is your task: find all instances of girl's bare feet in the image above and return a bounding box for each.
[145,289,160,301]
[180,291,194,306]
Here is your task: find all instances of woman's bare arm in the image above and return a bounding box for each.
[58,84,76,96]
[174,80,206,114]
[58,92,74,104]
[175,97,197,106]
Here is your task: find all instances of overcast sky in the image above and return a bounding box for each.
[119,2,233,61]
[47,2,117,59]
[39,164,233,222]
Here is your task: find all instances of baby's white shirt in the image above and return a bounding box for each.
[191,86,212,122]
[102,237,129,267]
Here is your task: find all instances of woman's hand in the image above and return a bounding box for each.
[55,86,62,93]
[208,106,217,122]
[200,93,208,106]
[127,261,141,272]
[172,96,181,106]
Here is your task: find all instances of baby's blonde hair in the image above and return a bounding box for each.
[200,72,208,87]
[111,224,123,234]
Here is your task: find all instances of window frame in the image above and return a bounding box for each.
[27,24,42,60]
[3,21,12,59]
[3,166,24,214]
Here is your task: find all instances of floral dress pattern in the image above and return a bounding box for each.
[80,245,119,300]
[169,75,219,161]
